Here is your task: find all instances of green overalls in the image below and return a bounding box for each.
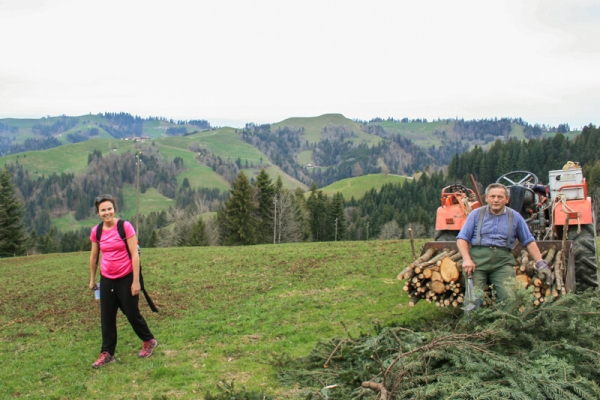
[470,206,516,304]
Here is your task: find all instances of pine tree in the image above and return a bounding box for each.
[254,169,275,244]
[147,229,158,248]
[0,168,28,256]
[189,217,209,246]
[328,192,346,241]
[220,171,257,245]
[306,184,328,242]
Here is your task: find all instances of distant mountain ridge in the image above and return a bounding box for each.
[0,112,580,235]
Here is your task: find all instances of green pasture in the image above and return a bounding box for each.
[273,114,381,147]
[51,212,100,233]
[242,164,309,192]
[49,186,175,232]
[154,142,230,191]
[119,186,175,220]
[0,239,442,399]
[296,150,313,166]
[317,173,409,200]
[378,120,456,148]
[0,139,138,175]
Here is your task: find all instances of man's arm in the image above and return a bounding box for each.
[525,241,543,263]
[457,238,476,275]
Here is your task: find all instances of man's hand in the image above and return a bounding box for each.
[535,260,554,286]
[462,259,476,275]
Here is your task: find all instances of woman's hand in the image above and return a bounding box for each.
[131,281,141,296]
[89,279,98,290]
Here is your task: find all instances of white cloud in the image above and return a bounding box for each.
[0,0,598,128]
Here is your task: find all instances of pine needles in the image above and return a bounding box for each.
[278,285,600,399]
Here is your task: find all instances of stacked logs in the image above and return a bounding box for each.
[397,247,463,307]
[515,245,566,306]
[398,245,567,308]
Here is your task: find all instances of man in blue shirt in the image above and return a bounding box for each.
[457,183,552,305]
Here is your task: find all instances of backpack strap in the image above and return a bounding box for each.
[116,219,132,259]
[95,223,103,266]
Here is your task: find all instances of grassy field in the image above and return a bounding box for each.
[0,139,137,176]
[378,120,456,148]
[273,114,381,147]
[296,150,313,166]
[317,173,409,200]
[0,239,447,399]
[50,186,176,232]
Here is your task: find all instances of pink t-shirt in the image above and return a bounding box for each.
[90,220,136,279]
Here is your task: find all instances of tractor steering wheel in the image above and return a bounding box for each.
[496,171,539,187]
[447,184,470,194]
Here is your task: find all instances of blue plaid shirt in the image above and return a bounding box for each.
[456,206,535,249]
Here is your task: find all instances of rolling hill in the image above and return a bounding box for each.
[0,112,581,234]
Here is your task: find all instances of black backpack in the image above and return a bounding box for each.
[95,219,159,312]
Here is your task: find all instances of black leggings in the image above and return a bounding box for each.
[100,273,154,355]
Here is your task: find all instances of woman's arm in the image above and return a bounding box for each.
[126,234,141,296]
[89,241,99,290]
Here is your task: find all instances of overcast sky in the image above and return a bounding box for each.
[1,0,599,128]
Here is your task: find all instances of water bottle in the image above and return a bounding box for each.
[94,283,101,301]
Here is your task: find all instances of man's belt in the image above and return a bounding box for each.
[472,245,510,251]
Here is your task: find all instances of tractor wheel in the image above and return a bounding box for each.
[435,230,459,242]
[568,224,599,291]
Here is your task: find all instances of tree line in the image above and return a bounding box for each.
[2,124,599,257]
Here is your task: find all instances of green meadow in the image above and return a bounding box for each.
[317,174,409,200]
[273,114,381,147]
[0,239,443,399]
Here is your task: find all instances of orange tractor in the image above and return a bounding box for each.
[432,168,598,291]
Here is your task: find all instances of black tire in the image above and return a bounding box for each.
[435,230,459,242]
[568,224,599,291]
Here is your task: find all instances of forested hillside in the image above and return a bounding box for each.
[0,112,594,258]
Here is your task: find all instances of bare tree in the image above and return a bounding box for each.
[378,220,401,240]
[275,188,303,243]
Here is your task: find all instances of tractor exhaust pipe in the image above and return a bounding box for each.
[469,174,484,207]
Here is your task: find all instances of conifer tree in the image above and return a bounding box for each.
[189,217,209,246]
[328,192,346,241]
[219,171,256,245]
[306,184,328,241]
[0,168,27,256]
[147,229,158,248]
[254,169,275,244]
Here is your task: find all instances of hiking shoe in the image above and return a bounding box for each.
[92,351,114,368]
[139,338,158,358]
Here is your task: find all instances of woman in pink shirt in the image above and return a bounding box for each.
[88,194,157,368]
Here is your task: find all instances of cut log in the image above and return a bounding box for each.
[440,257,460,282]
[431,271,443,282]
[422,265,439,279]
[410,247,436,268]
[450,252,462,261]
[544,245,557,265]
[520,250,529,267]
[525,260,536,276]
[554,250,564,292]
[397,266,413,281]
[516,274,531,288]
[414,249,454,269]
[408,295,421,307]
[431,280,446,294]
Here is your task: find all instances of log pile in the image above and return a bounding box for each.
[398,245,567,308]
[515,245,566,306]
[397,247,464,307]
